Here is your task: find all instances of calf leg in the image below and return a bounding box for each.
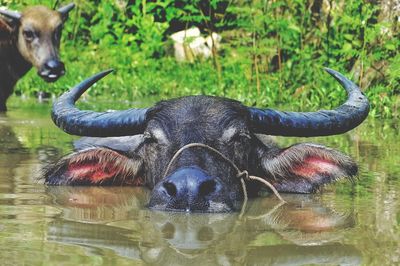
[0,88,9,111]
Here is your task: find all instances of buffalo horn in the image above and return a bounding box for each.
[248,68,370,136]
[52,70,149,137]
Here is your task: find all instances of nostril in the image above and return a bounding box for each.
[163,182,177,197]
[199,180,217,197]
[197,226,214,241]
[45,60,64,71]
[161,222,175,239]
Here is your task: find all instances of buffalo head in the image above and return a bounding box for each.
[0,3,74,82]
[45,68,369,212]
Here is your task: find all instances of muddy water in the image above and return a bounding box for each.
[0,98,399,265]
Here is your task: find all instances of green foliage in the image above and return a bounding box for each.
[1,0,399,118]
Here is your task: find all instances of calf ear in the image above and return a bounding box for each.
[0,17,14,41]
[0,9,21,22]
[57,3,75,21]
[44,148,144,186]
[260,143,357,193]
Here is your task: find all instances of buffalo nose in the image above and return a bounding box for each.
[149,167,223,212]
[163,173,217,199]
[39,59,65,82]
[45,59,65,73]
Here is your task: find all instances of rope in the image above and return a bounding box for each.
[237,170,285,202]
[163,142,286,213]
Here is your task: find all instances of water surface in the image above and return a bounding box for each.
[0,98,399,265]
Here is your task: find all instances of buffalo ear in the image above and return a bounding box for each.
[44,147,144,186]
[57,3,75,21]
[260,143,357,193]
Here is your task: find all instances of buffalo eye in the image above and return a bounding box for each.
[143,131,157,144]
[143,128,169,145]
[230,132,251,143]
[22,29,36,42]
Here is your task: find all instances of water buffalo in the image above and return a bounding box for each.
[44,68,369,212]
[0,3,74,111]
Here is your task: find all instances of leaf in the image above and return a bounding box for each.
[342,43,353,53]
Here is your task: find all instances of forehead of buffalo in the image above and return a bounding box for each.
[21,6,62,31]
[145,96,250,143]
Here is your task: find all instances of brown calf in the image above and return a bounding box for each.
[0,3,74,111]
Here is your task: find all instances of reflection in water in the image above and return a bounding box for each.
[0,120,30,179]
[45,187,361,265]
[246,194,355,246]
[0,101,399,265]
[246,245,361,265]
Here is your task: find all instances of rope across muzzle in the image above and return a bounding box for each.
[162,143,286,210]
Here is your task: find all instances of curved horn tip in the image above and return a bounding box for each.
[97,69,114,78]
[66,69,114,97]
[323,67,351,84]
[78,68,114,86]
[323,67,360,92]
[324,67,341,78]
[87,69,114,80]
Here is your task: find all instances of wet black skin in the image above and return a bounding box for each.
[49,68,371,213]
[46,96,286,212]
[45,93,359,213]
[44,68,369,212]
[137,96,263,212]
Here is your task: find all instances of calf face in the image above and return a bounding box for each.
[0,3,74,82]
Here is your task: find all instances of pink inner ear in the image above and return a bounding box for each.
[0,20,12,40]
[292,156,340,178]
[67,161,118,183]
[64,148,144,185]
